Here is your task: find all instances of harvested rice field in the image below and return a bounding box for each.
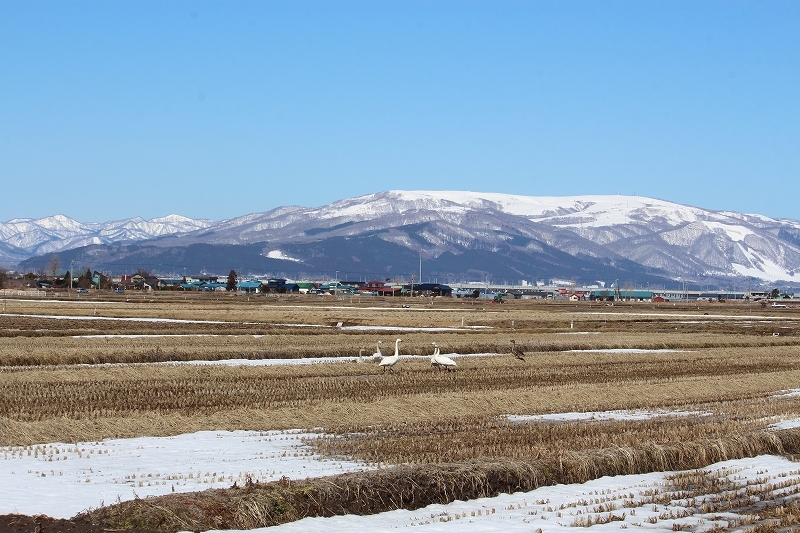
[2,293,800,532]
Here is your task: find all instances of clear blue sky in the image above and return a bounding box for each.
[1,1,798,222]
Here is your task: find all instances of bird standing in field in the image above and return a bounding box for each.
[510,340,526,361]
[378,339,402,372]
[430,342,457,371]
[373,340,383,358]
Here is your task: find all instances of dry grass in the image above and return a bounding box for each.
[1,326,798,367]
[4,350,800,446]
[2,346,800,421]
[4,295,800,529]
[78,428,800,532]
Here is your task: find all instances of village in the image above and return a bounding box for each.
[1,266,796,303]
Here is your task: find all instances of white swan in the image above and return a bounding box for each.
[430,342,457,370]
[373,340,383,358]
[378,339,402,372]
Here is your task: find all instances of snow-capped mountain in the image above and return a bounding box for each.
[0,214,216,263]
[8,191,800,284]
[140,191,800,283]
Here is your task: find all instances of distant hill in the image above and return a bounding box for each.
[0,214,216,265]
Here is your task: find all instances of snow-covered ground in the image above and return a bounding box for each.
[10,313,486,332]
[73,334,249,338]
[278,305,486,312]
[84,352,500,368]
[2,313,228,324]
[4,417,800,530]
[2,299,120,305]
[0,430,373,518]
[218,454,800,533]
[341,325,490,331]
[567,349,691,354]
[506,409,709,423]
[167,352,496,367]
[580,311,796,321]
[770,419,800,430]
[773,388,800,399]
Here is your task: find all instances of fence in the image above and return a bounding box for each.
[0,289,47,297]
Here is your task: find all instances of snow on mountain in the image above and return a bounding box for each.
[176,190,799,282]
[360,191,800,282]
[5,191,800,283]
[0,214,217,262]
[265,250,303,263]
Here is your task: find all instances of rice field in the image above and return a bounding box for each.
[2,293,800,531]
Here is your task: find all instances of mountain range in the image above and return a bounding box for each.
[6,191,800,287]
[0,214,215,265]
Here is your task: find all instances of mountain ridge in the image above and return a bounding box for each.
[7,191,800,285]
[0,214,217,262]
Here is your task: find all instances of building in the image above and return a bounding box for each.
[404,283,453,297]
[237,281,262,293]
[362,280,399,296]
[264,278,287,292]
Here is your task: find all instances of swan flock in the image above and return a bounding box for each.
[376,339,457,372]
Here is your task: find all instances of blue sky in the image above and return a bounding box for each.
[1,1,798,222]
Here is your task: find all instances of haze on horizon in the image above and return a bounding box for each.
[1,1,798,223]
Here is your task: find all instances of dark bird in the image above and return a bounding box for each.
[510,340,526,361]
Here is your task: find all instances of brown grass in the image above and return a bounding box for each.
[2,346,799,420]
[2,294,798,366]
[4,356,800,446]
[4,295,800,529]
[2,330,799,366]
[78,428,800,532]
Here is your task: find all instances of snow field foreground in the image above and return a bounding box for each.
[202,454,800,533]
[4,408,799,523]
[0,430,374,518]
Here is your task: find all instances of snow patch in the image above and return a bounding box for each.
[211,455,800,533]
[0,430,373,518]
[506,409,709,423]
[704,221,754,242]
[567,348,691,354]
[266,250,303,262]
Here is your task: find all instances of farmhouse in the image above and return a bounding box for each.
[363,280,399,296]
[236,281,262,293]
[404,282,453,297]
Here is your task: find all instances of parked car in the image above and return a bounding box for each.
[114,288,125,294]
[76,288,89,293]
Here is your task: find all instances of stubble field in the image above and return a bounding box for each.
[2,292,800,532]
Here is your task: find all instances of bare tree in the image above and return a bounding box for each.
[48,255,61,278]
[226,270,237,291]
[134,268,152,278]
